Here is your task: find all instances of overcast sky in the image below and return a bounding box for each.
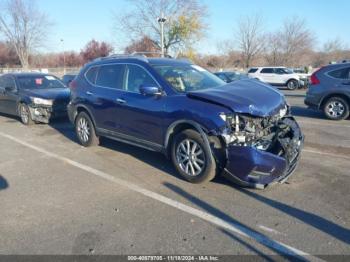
[35,0,350,54]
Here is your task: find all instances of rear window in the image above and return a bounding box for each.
[261,68,274,74]
[95,64,125,89]
[328,67,350,79]
[248,68,258,73]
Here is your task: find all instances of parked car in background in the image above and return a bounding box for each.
[0,73,70,125]
[305,63,350,120]
[292,68,311,88]
[214,71,248,83]
[68,55,303,188]
[62,74,77,86]
[248,67,304,90]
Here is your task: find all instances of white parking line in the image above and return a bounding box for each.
[0,131,323,261]
[258,225,284,236]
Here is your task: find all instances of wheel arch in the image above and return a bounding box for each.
[319,93,350,110]
[75,104,97,127]
[16,98,30,115]
[286,78,299,84]
[164,120,212,157]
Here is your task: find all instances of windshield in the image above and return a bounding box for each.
[17,75,65,90]
[154,64,225,92]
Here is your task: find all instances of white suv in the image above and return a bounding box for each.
[248,67,302,90]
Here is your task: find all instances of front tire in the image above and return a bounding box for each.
[287,79,299,90]
[171,129,216,184]
[323,97,349,120]
[19,104,34,125]
[75,112,99,147]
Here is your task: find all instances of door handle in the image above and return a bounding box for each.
[86,91,94,96]
[116,98,126,104]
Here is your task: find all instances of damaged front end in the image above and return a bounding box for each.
[28,98,68,124]
[218,107,304,189]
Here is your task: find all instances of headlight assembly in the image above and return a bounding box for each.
[220,113,242,132]
[31,97,53,106]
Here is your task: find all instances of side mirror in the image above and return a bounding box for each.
[139,86,162,96]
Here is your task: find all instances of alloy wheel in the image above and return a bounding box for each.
[327,101,345,117]
[176,139,205,176]
[20,105,29,124]
[288,80,297,90]
[77,117,90,143]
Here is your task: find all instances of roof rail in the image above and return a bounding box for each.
[92,53,149,63]
[91,52,174,64]
[131,51,173,58]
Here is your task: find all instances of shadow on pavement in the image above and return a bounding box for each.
[99,137,180,180]
[163,182,306,261]
[49,117,79,143]
[284,94,306,98]
[0,175,8,191]
[212,178,350,245]
[291,106,325,119]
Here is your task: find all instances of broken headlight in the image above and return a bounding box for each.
[31,97,53,106]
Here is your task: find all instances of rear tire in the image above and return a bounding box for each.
[75,112,99,147]
[287,79,299,90]
[171,129,216,184]
[323,97,349,120]
[19,104,34,125]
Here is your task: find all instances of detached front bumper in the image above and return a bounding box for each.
[223,117,304,189]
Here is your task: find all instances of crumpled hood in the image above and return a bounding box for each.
[187,79,286,117]
[20,88,70,101]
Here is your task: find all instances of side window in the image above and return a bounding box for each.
[328,67,350,79]
[2,76,16,90]
[260,68,274,74]
[125,64,158,93]
[85,67,98,84]
[96,64,125,89]
[275,68,285,74]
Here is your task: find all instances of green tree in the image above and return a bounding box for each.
[115,0,207,55]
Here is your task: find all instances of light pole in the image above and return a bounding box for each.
[157,13,167,57]
[60,39,66,75]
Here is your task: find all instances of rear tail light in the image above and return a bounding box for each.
[310,67,323,86]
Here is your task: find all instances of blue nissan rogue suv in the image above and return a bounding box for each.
[68,55,304,188]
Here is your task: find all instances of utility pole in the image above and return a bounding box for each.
[60,39,66,75]
[157,13,167,57]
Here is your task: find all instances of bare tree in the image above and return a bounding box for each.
[265,32,284,66]
[115,0,207,55]
[235,14,265,68]
[278,16,315,67]
[322,38,348,63]
[0,0,51,69]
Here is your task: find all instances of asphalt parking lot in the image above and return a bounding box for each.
[0,89,349,259]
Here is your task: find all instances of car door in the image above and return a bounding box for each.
[116,64,165,146]
[0,75,18,115]
[85,64,126,132]
[259,68,274,83]
[273,68,287,84]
